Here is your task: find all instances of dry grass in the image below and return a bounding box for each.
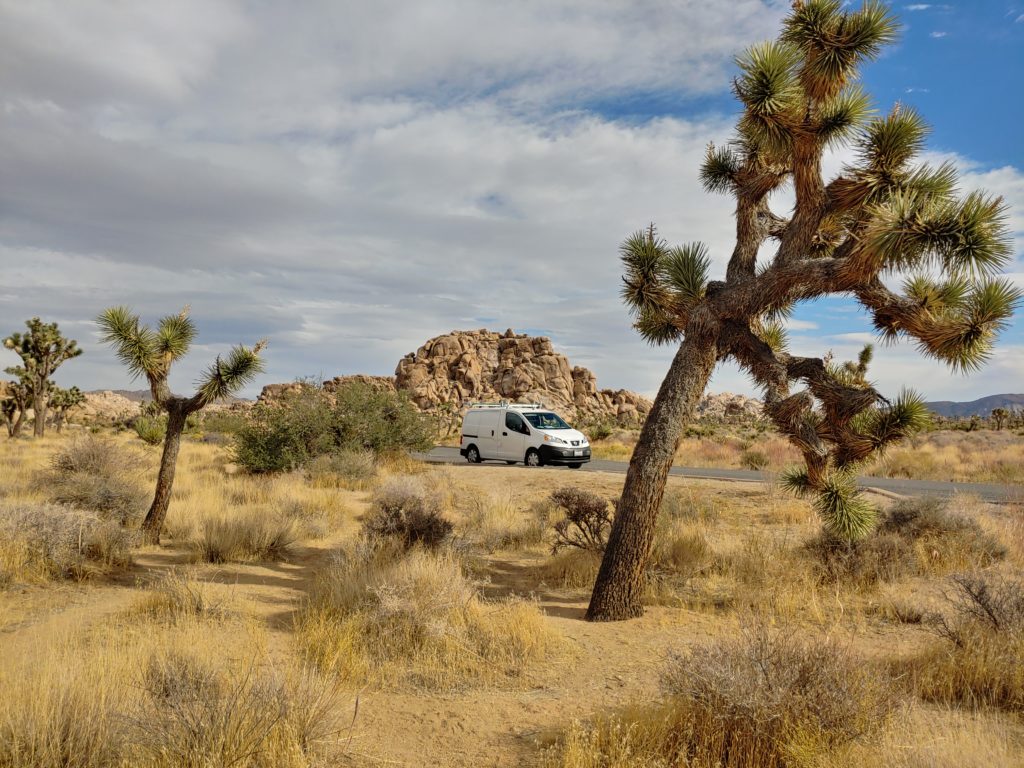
[804,496,1007,588]
[594,427,1024,484]
[297,546,563,690]
[0,606,347,768]
[39,435,149,525]
[0,502,133,586]
[543,624,899,768]
[876,430,1024,484]
[191,509,301,563]
[899,573,1024,712]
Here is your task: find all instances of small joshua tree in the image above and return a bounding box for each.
[588,0,1019,621]
[1,379,31,438]
[49,386,85,433]
[990,407,1009,431]
[97,306,265,544]
[4,318,82,437]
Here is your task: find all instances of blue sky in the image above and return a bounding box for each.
[1,1,1021,403]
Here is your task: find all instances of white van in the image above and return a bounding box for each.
[459,402,591,468]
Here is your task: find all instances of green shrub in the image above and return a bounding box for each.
[134,415,166,445]
[233,382,432,473]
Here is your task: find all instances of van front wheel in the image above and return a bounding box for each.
[466,445,481,464]
[525,449,542,467]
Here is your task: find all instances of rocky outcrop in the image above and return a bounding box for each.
[77,391,139,424]
[394,329,652,426]
[695,392,763,421]
[258,329,653,426]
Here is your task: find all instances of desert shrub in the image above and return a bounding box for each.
[331,381,433,454]
[901,573,1024,712]
[233,387,338,472]
[41,435,148,525]
[804,496,1006,587]
[550,487,612,553]
[545,626,897,768]
[234,382,431,473]
[362,477,452,550]
[305,450,378,490]
[192,511,299,563]
[133,415,166,445]
[130,651,343,767]
[298,548,561,689]
[740,448,769,471]
[0,502,133,585]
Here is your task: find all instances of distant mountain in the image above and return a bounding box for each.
[86,389,249,404]
[925,394,1024,418]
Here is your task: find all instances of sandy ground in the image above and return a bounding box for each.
[1,462,1020,766]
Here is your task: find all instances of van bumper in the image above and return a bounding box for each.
[539,445,591,465]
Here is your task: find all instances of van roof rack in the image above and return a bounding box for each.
[464,400,545,410]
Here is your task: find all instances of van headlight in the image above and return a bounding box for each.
[544,434,567,445]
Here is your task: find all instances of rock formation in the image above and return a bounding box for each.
[394,329,652,426]
[259,329,653,427]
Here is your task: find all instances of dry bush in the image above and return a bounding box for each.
[805,496,1006,587]
[131,651,344,768]
[305,450,378,490]
[0,502,133,586]
[362,476,452,550]
[192,510,299,563]
[545,626,898,768]
[39,435,148,525]
[900,573,1024,712]
[550,487,612,553]
[130,569,230,624]
[298,547,561,690]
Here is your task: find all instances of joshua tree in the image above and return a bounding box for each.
[49,386,85,433]
[3,318,82,437]
[97,306,265,544]
[990,407,1009,431]
[587,0,1019,621]
[1,379,31,438]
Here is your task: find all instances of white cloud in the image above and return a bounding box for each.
[930,30,948,38]
[0,0,1019,407]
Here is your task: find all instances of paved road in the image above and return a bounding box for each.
[416,446,1022,504]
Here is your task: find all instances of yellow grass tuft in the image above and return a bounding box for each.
[298,547,563,690]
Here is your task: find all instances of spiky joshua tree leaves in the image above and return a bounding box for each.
[587,0,1019,622]
[97,306,265,544]
[49,385,85,434]
[3,318,82,437]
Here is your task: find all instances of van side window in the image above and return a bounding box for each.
[505,412,527,434]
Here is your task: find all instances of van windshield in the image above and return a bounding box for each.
[524,412,570,430]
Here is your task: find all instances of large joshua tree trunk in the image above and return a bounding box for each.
[32,388,47,438]
[586,336,717,620]
[141,405,188,545]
